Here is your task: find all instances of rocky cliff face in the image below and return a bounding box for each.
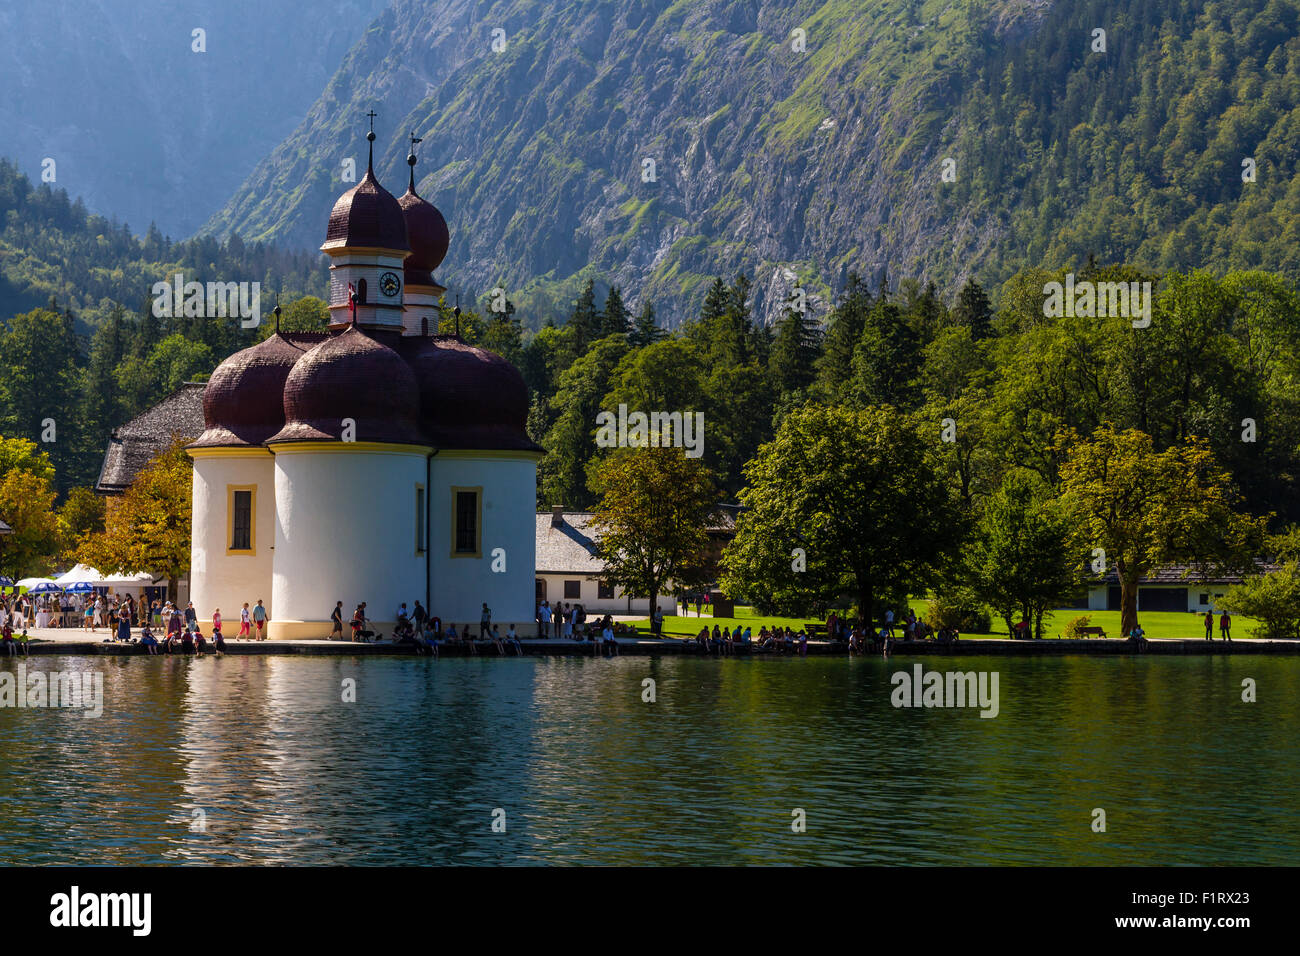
[204,0,1059,327]
[0,0,389,238]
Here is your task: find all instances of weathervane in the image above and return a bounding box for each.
[364,109,378,168]
[408,131,423,191]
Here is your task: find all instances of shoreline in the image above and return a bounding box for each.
[4,635,1297,657]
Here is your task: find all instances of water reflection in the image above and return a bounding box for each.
[0,654,1296,865]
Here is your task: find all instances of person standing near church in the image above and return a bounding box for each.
[480,602,491,639]
[330,601,344,640]
[238,602,251,640]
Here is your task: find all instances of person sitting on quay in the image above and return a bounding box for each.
[211,626,225,656]
[393,603,413,641]
[180,627,195,654]
[694,627,710,652]
[195,628,208,656]
[601,620,618,657]
[1,618,17,657]
[211,609,223,650]
[1128,623,1148,651]
[139,623,159,655]
[506,623,523,656]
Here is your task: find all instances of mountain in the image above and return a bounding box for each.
[0,0,389,239]
[0,159,325,326]
[204,0,1300,327]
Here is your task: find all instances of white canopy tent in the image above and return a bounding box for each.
[15,577,57,589]
[55,564,106,585]
[101,571,156,587]
[53,565,154,587]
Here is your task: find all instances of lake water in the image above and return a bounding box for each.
[0,654,1296,865]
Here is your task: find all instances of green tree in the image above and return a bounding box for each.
[145,333,216,393]
[0,436,55,486]
[1058,424,1262,637]
[600,286,631,338]
[814,273,872,404]
[952,278,993,340]
[720,405,965,620]
[968,468,1079,638]
[627,300,666,347]
[590,446,719,613]
[57,486,106,559]
[539,335,631,509]
[0,466,60,578]
[769,302,822,398]
[256,295,329,340]
[567,278,601,353]
[77,440,192,587]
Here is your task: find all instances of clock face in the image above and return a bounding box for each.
[379,271,401,297]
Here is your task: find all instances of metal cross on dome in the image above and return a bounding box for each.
[365,109,377,132]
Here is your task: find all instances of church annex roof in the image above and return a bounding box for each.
[95,382,206,494]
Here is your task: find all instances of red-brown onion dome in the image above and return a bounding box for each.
[191,332,328,447]
[397,187,449,287]
[267,326,426,446]
[400,336,542,452]
[322,167,409,253]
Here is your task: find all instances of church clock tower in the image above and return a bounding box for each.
[320,113,411,331]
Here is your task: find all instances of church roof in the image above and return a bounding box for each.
[323,166,409,253]
[191,332,328,448]
[96,383,206,494]
[268,325,426,446]
[399,336,542,452]
[398,186,449,288]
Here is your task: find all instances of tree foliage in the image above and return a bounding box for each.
[77,440,192,585]
[590,446,718,610]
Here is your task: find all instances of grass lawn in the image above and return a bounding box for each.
[630,603,1263,640]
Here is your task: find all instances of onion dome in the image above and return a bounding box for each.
[191,332,326,447]
[268,326,426,446]
[322,132,409,253]
[400,336,542,452]
[398,152,450,287]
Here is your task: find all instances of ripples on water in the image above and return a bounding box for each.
[0,654,1295,865]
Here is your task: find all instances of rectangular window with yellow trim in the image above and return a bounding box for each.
[451,486,481,557]
[227,485,256,555]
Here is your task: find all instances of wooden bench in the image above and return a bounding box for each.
[1077,625,1108,639]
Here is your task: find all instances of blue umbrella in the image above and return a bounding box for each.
[65,582,94,594]
[0,577,12,587]
[30,582,61,594]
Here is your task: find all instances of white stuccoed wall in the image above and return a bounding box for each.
[429,452,538,634]
[189,452,276,624]
[271,445,429,638]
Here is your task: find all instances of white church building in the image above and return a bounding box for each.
[187,129,542,639]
